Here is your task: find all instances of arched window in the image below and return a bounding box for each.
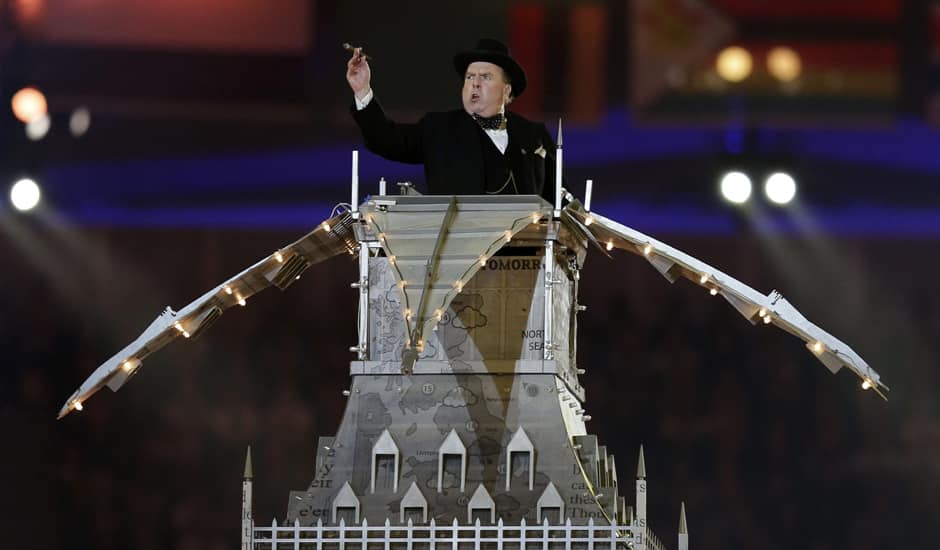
[537,482,565,524]
[371,429,400,493]
[331,482,360,524]
[437,429,467,493]
[400,482,428,524]
[467,484,495,524]
[505,427,535,491]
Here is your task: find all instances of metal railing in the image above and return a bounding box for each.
[252,517,669,550]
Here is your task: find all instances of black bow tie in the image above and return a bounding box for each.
[472,112,505,130]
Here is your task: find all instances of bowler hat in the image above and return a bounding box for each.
[453,38,527,98]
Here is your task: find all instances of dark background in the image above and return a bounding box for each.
[2,1,939,549]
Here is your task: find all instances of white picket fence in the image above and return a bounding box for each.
[252,517,666,550]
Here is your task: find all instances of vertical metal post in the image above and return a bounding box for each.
[554,119,563,218]
[543,239,555,361]
[356,243,370,360]
[351,150,360,217]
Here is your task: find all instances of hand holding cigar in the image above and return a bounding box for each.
[345,43,372,99]
[343,43,372,62]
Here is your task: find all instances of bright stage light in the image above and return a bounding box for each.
[70,107,91,137]
[11,87,47,123]
[716,46,753,83]
[12,0,45,26]
[25,113,50,140]
[765,172,797,205]
[720,171,752,204]
[767,47,802,82]
[10,178,42,211]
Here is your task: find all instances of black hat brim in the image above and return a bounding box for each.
[453,51,527,98]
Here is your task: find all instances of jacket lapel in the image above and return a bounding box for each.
[455,111,486,194]
[507,113,540,195]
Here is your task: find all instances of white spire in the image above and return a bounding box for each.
[243,445,253,479]
[678,501,689,550]
[241,446,254,550]
[636,444,646,479]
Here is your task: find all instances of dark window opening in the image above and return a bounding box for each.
[375,454,395,491]
[442,454,462,489]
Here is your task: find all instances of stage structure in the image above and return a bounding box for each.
[59,155,887,550]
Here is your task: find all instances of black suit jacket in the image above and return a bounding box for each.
[351,98,558,201]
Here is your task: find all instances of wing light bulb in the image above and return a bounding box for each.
[173,322,191,338]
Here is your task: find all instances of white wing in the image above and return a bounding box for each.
[57,212,358,418]
[569,208,887,399]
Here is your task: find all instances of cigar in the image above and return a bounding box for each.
[342,43,372,61]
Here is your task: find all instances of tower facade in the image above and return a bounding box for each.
[252,196,675,548]
[285,196,628,527]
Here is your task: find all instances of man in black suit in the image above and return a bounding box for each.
[347,39,557,200]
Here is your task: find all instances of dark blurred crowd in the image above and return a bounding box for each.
[2,221,938,550]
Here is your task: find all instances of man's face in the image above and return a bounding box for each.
[462,61,511,118]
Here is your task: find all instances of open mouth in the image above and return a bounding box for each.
[470,93,480,101]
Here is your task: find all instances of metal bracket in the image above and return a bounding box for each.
[402,196,459,373]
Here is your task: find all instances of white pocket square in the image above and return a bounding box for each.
[534,145,547,158]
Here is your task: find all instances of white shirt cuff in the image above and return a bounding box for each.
[354,89,374,110]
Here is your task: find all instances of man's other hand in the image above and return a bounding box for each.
[346,48,372,100]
